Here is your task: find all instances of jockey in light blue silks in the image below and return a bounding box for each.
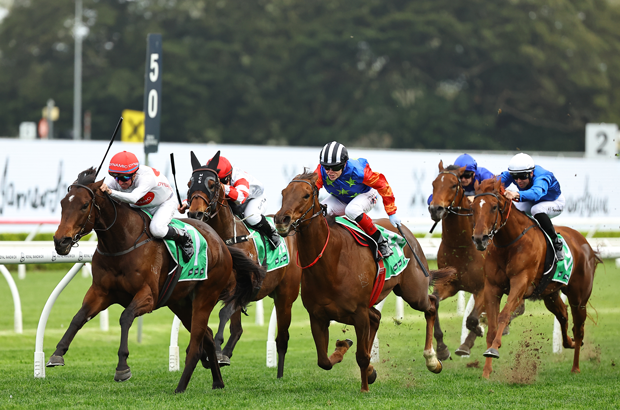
[314,141,401,261]
[500,153,566,261]
[427,153,495,204]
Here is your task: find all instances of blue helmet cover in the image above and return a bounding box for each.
[454,154,477,173]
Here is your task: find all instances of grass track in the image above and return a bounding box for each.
[0,261,619,409]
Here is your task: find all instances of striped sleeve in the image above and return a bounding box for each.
[362,164,397,215]
[225,178,251,204]
[313,164,324,189]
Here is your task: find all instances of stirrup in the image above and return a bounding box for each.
[553,238,564,261]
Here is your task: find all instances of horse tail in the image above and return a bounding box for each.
[428,266,458,290]
[225,246,266,310]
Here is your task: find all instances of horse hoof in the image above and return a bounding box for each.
[483,348,500,359]
[368,368,378,384]
[218,354,231,367]
[437,347,451,361]
[455,345,471,357]
[502,327,510,336]
[46,355,65,367]
[337,339,354,348]
[114,368,132,382]
[430,360,443,374]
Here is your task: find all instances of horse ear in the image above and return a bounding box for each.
[206,151,221,171]
[494,176,502,192]
[310,171,319,186]
[474,179,480,193]
[438,160,444,171]
[458,166,466,176]
[190,151,202,171]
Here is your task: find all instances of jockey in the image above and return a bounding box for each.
[427,153,495,205]
[314,141,400,260]
[180,154,281,250]
[500,153,565,261]
[100,151,195,263]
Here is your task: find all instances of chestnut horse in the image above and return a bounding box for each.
[471,178,600,378]
[185,152,301,378]
[429,161,524,358]
[274,171,455,392]
[50,167,264,392]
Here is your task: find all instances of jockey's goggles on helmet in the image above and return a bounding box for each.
[510,172,530,181]
[461,171,475,179]
[112,173,134,182]
[323,164,344,172]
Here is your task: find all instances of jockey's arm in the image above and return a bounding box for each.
[225,178,251,205]
[104,172,157,204]
[362,164,397,215]
[518,176,550,202]
[313,164,324,189]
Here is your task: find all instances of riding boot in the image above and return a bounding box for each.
[355,213,393,260]
[533,213,564,261]
[164,226,195,263]
[250,215,281,250]
[371,230,393,260]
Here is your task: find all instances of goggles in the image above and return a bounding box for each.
[461,171,475,179]
[510,172,530,181]
[112,174,134,182]
[323,164,344,172]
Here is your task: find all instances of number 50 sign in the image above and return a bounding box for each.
[144,33,162,154]
[585,123,618,159]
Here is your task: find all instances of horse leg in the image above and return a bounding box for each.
[421,294,442,374]
[47,286,110,367]
[309,315,338,370]
[351,309,372,393]
[273,295,295,379]
[568,299,587,374]
[115,287,156,382]
[504,300,526,336]
[432,291,450,361]
[457,291,486,356]
[176,290,222,393]
[365,307,381,385]
[213,303,237,366]
[482,282,502,379]
[222,308,243,362]
[543,292,573,349]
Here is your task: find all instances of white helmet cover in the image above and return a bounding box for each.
[508,153,535,173]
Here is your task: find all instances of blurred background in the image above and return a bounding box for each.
[2,0,620,151]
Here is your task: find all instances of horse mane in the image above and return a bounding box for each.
[293,168,316,181]
[445,165,461,171]
[76,167,98,185]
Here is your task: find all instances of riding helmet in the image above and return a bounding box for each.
[319,141,349,167]
[211,155,232,179]
[109,151,140,174]
[454,153,478,173]
[508,153,535,173]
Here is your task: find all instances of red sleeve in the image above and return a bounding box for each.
[313,164,324,189]
[362,164,397,215]
[227,178,250,204]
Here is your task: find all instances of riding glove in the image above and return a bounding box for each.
[389,213,402,228]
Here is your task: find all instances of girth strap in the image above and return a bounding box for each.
[225,235,250,245]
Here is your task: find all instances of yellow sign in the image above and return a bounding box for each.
[42,107,59,121]
[121,109,145,143]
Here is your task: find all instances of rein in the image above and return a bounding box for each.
[472,191,512,242]
[96,211,154,256]
[429,170,473,234]
[68,183,118,246]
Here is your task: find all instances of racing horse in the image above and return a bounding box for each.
[184,151,301,378]
[471,178,600,378]
[50,167,264,392]
[274,171,456,392]
[428,161,524,358]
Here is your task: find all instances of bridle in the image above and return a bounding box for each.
[288,179,327,232]
[66,183,118,247]
[187,168,227,221]
[435,170,473,217]
[472,190,512,242]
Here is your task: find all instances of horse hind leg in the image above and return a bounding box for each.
[543,292,574,349]
[421,294,443,374]
[432,292,450,361]
[569,301,588,374]
[503,300,526,336]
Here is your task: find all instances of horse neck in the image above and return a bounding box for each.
[441,194,474,247]
[95,197,148,251]
[492,199,535,246]
[208,191,242,239]
[295,206,333,270]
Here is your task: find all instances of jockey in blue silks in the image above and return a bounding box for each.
[314,141,401,261]
[500,153,565,261]
[427,153,495,204]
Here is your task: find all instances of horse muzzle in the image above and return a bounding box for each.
[274,214,292,236]
[187,211,206,221]
[53,236,73,255]
[428,205,447,222]
[471,234,489,251]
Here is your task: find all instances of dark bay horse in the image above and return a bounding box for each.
[471,178,600,378]
[50,167,264,392]
[429,161,524,358]
[184,152,301,378]
[274,171,456,392]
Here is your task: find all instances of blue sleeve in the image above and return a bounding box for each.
[427,194,433,205]
[519,175,551,202]
[478,167,495,181]
[500,171,512,187]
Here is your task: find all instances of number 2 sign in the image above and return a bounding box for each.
[585,123,618,159]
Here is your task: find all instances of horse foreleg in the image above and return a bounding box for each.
[47,286,110,367]
[422,294,442,374]
[365,307,381,385]
[352,309,372,392]
[115,288,155,382]
[543,292,573,348]
[431,292,450,361]
[569,300,588,374]
[214,303,238,365]
[309,315,334,370]
[273,296,295,379]
[221,308,243,362]
[482,282,502,379]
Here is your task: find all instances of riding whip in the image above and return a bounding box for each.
[397,225,429,277]
[95,116,123,179]
[169,153,183,206]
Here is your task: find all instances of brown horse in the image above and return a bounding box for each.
[184,152,301,378]
[471,178,600,378]
[274,171,455,392]
[49,167,264,392]
[429,161,524,358]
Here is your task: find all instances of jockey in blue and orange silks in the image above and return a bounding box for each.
[313,141,401,261]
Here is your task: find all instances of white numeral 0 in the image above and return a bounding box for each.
[148,89,158,118]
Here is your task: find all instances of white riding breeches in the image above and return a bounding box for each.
[142,195,178,238]
[243,195,268,226]
[515,194,565,219]
[321,189,378,220]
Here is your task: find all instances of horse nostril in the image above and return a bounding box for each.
[482,235,489,242]
[283,216,291,226]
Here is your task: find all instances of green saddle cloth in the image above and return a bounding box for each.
[245,216,290,272]
[551,234,573,285]
[335,216,410,280]
[144,212,209,281]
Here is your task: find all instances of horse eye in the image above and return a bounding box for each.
[452,184,458,189]
[81,202,89,211]
[492,205,498,212]
[303,194,310,199]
